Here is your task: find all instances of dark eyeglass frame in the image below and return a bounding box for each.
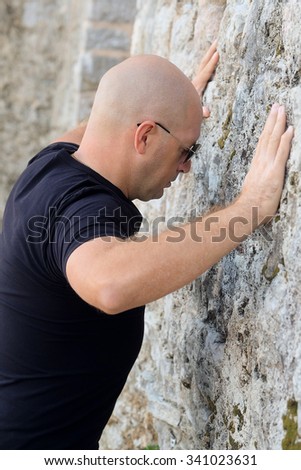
[137,122,200,163]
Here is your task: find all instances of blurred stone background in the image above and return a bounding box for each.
[1,0,301,450]
[0,0,135,220]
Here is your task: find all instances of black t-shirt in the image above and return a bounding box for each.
[0,142,145,449]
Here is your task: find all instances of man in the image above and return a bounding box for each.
[0,42,294,449]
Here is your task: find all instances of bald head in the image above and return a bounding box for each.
[87,54,202,135]
[76,55,203,200]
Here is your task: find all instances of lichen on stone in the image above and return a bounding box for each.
[282,399,301,450]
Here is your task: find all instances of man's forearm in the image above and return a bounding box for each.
[51,119,88,145]
[76,199,257,314]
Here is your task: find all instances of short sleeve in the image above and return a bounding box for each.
[48,187,141,278]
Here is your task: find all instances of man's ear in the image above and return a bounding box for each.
[134,121,156,154]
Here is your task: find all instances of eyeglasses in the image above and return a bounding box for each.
[137,122,200,163]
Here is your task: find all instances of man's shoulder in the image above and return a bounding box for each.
[28,141,79,166]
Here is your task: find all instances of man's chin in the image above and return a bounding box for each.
[140,188,165,202]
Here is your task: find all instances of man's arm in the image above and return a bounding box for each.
[66,104,294,314]
[51,119,87,145]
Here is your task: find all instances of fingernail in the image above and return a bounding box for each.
[272,103,280,111]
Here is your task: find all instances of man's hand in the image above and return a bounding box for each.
[239,103,294,225]
[192,40,219,117]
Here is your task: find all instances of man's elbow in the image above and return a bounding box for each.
[66,251,134,314]
[96,280,130,315]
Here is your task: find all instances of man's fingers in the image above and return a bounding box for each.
[253,104,279,161]
[202,106,210,118]
[200,53,219,82]
[266,106,287,157]
[261,103,280,139]
[275,126,294,167]
[256,105,293,166]
[206,50,219,74]
[195,50,219,93]
[192,40,219,95]
[199,39,218,68]
[256,103,282,156]
[241,103,293,222]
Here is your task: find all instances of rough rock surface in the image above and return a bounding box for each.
[119,0,301,450]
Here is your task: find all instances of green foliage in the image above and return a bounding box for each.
[144,444,160,450]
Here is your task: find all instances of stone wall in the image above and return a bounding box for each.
[104,0,301,450]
